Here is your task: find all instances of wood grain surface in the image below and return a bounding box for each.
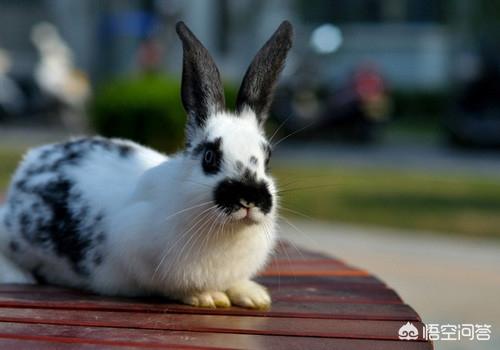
[0,240,433,349]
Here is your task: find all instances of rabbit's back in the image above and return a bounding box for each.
[1,137,166,285]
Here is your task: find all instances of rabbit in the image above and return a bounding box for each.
[0,21,293,309]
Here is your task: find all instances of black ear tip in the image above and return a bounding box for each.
[278,20,293,37]
[175,21,184,32]
[279,20,293,32]
[274,21,293,48]
[175,21,190,39]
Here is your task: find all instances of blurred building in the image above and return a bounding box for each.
[0,0,496,90]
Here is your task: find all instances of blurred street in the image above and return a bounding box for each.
[274,142,500,176]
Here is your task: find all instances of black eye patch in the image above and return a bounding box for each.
[194,137,223,175]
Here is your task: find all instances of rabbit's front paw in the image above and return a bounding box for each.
[182,291,231,308]
[226,280,271,309]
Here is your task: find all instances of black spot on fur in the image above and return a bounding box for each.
[249,156,258,166]
[31,265,47,284]
[242,168,257,183]
[39,149,52,160]
[262,142,272,172]
[19,213,31,239]
[235,161,244,172]
[4,215,12,229]
[9,241,19,252]
[11,161,108,276]
[118,144,133,157]
[15,179,27,191]
[95,232,105,244]
[37,137,134,173]
[5,137,130,278]
[21,138,134,180]
[214,176,272,214]
[28,177,93,275]
[93,253,103,266]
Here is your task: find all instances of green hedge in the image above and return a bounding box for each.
[90,74,240,153]
[90,74,185,152]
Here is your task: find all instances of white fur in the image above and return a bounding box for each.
[0,110,277,308]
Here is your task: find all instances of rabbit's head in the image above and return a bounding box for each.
[175,21,292,225]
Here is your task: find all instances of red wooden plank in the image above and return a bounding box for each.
[0,339,143,350]
[0,292,420,321]
[268,258,352,267]
[256,275,388,288]
[265,259,353,272]
[0,338,206,350]
[0,307,428,341]
[0,284,401,301]
[0,322,434,350]
[269,285,403,304]
[272,241,344,262]
[262,259,368,277]
[0,283,403,304]
[0,278,392,294]
[260,268,369,277]
[0,284,87,295]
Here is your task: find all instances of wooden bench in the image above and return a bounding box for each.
[0,241,433,349]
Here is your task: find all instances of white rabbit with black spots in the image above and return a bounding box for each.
[0,21,293,309]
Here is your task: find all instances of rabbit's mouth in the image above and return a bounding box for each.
[230,205,266,224]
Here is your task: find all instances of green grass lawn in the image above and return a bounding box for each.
[0,148,24,191]
[273,165,500,238]
[1,147,499,238]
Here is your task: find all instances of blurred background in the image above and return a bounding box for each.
[0,1,499,349]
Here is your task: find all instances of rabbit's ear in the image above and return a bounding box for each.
[236,21,293,125]
[176,22,225,132]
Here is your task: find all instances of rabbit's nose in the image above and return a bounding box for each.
[214,178,273,215]
[240,200,255,209]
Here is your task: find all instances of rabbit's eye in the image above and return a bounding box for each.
[202,147,221,174]
[204,150,214,164]
[197,137,222,175]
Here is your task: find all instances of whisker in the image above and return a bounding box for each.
[274,220,297,284]
[275,175,339,189]
[280,206,315,221]
[160,209,216,281]
[197,210,225,255]
[173,206,223,264]
[183,180,212,188]
[272,121,316,148]
[213,213,231,250]
[153,205,216,279]
[279,215,320,254]
[268,115,293,143]
[276,183,340,194]
[160,200,213,224]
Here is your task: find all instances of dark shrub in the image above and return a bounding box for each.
[90,74,186,153]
